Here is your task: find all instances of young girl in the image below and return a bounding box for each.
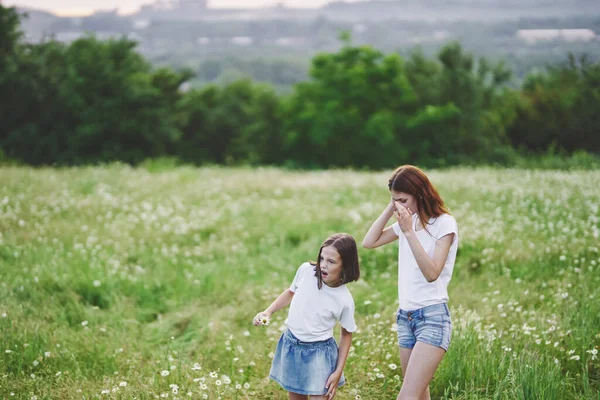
[362,165,458,400]
[253,233,360,400]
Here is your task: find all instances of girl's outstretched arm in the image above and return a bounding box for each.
[252,289,294,326]
[325,327,353,398]
[363,200,398,249]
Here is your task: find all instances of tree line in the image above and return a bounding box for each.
[1,5,598,169]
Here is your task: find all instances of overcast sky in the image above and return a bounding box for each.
[4,0,358,16]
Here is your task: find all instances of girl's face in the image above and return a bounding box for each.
[391,190,418,214]
[319,245,343,287]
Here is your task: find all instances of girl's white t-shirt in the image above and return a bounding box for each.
[392,213,459,311]
[285,262,357,342]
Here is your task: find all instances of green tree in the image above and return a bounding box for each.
[178,79,283,165]
[283,39,418,168]
[509,54,600,154]
[1,33,192,165]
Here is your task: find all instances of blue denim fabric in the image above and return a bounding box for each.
[396,303,452,351]
[269,329,345,395]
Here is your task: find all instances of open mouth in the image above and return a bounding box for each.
[321,271,329,279]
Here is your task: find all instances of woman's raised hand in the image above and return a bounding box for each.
[393,201,413,233]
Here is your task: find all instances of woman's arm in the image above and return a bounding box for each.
[362,201,399,249]
[253,289,294,326]
[404,231,454,282]
[325,327,353,398]
[394,203,454,282]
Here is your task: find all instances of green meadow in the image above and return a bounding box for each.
[1,165,599,399]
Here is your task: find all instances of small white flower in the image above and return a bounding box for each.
[160,370,170,376]
[388,363,398,370]
[119,382,127,387]
[243,382,250,389]
[93,280,101,287]
[81,321,88,326]
[44,352,51,357]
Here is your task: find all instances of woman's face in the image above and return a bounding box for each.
[390,190,418,214]
[319,245,343,287]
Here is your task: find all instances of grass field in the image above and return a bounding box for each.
[1,165,599,399]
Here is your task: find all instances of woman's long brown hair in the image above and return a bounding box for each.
[388,165,449,235]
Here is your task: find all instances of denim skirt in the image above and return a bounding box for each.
[269,329,345,395]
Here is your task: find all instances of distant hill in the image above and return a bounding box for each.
[323,0,600,21]
[15,7,60,40]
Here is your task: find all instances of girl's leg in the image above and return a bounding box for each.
[289,392,308,400]
[399,347,431,400]
[397,342,444,400]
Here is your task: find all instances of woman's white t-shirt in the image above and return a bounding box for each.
[392,213,458,311]
[285,262,357,342]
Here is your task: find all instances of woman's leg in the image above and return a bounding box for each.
[399,347,431,400]
[397,342,444,400]
[289,392,308,400]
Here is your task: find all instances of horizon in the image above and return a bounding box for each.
[3,0,362,16]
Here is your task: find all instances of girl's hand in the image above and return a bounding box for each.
[325,369,343,399]
[393,201,413,233]
[252,311,271,326]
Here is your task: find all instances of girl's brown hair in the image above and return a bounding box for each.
[388,165,449,235]
[311,233,360,289]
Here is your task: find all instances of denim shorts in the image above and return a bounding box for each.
[269,329,345,395]
[396,303,452,352]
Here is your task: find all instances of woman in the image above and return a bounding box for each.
[362,165,458,400]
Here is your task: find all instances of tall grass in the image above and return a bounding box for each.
[1,166,599,399]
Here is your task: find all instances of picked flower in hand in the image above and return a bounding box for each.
[259,314,270,326]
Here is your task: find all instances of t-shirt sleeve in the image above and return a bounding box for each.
[437,215,458,242]
[391,222,400,237]
[289,263,308,293]
[339,298,357,333]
